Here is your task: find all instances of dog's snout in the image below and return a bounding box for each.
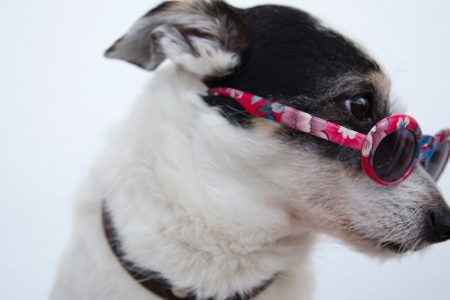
[424,205,450,243]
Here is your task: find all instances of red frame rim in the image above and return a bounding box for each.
[361,115,422,186]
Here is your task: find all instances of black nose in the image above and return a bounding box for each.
[424,205,450,243]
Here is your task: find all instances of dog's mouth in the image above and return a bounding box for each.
[378,241,408,254]
[376,240,428,254]
[342,229,430,255]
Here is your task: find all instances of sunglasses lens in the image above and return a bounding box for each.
[373,128,417,183]
[426,141,450,181]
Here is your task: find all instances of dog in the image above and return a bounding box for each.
[51,1,450,299]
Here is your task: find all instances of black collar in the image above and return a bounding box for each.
[102,201,276,300]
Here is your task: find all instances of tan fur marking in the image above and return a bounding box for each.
[252,118,281,136]
[367,71,391,101]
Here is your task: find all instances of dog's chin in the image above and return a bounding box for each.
[333,232,431,258]
[352,238,431,258]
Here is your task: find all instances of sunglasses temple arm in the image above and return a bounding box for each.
[208,87,366,151]
[307,120,366,151]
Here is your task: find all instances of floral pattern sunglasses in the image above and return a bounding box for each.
[209,87,450,186]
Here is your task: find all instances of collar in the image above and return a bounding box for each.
[102,201,276,300]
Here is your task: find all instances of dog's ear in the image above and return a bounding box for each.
[104,0,247,77]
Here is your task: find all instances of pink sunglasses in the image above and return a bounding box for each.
[209,87,450,186]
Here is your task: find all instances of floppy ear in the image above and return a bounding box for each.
[104,0,247,77]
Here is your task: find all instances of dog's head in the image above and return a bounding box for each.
[105,0,450,255]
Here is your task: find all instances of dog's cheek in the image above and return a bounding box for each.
[274,158,350,228]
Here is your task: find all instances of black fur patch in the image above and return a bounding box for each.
[204,3,389,172]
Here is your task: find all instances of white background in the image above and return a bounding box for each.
[1,0,449,299]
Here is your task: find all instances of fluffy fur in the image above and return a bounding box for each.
[52,1,450,299]
[51,64,316,299]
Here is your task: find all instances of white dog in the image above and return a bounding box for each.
[51,1,450,299]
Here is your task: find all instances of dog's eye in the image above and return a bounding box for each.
[344,96,371,121]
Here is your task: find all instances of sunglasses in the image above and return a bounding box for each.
[209,87,449,186]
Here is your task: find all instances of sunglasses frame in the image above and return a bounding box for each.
[420,129,450,181]
[209,87,448,186]
[361,115,421,185]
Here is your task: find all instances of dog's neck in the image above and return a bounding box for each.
[103,64,315,299]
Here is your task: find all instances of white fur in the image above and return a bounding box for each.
[51,63,317,300]
[51,62,439,300]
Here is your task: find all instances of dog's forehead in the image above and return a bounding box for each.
[204,3,392,171]
[207,4,384,102]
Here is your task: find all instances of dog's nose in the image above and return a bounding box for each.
[424,205,450,243]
